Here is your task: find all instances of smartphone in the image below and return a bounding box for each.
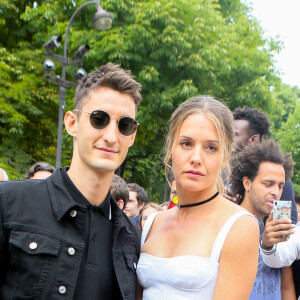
[273,200,292,238]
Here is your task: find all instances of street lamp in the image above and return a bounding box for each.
[43,0,114,168]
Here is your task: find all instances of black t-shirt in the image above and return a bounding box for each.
[61,168,121,299]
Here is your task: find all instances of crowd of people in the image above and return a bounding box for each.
[0,63,299,300]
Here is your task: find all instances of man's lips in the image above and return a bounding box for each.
[266,199,275,208]
[95,146,118,154]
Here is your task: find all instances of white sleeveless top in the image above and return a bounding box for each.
[137,210,254,300]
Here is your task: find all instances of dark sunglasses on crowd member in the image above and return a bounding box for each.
[74,109,139,136]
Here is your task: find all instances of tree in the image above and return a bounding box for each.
[1,0,297,200]
[274,102,300,193]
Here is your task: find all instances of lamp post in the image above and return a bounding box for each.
[43,0,114,168]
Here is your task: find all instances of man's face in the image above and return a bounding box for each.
[0,173,4,181]
[124,190,144,218]
[67,87,137,174]
[244,162,285,220]
[234,119,250,147]
[31,171,52,180]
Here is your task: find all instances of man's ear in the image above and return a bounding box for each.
[248,134,259,144]
[138,201,145,210]
[242,176,251,192]
[129,130,137,147]
[116,199,124,210]
[64,111,77,138]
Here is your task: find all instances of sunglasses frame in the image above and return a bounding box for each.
[74,109,139,136]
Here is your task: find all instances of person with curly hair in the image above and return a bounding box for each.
[232,106,298,224]
[233,106,270,147]
[230,138,296,300]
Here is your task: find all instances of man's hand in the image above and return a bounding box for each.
[261,211,295,249]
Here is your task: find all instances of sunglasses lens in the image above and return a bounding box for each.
[119,117,138,136]
[90,111,110,129]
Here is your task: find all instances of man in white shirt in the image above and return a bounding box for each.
[260,211,298,267]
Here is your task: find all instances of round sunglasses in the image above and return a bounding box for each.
[74,109,139,136]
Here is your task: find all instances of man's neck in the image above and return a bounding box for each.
[67,164,114,206]
[240,196,265,220]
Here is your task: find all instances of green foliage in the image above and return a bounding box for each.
[273,102,300,186]
[0,0,299,197]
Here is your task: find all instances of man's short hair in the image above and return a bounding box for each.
[110,174,129,209]
[0,168,9,181]
[233,106,271,140]
[230,139,295,202]
[74,63,142,112]
[24,162,55,179]
[127,183,148,206]
[295,195,300,205]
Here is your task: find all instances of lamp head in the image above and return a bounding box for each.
[92,5,114,30]
[74,68,87,82]
[43,35,62,53]
[43,59,55,73]
[73,44,90,60]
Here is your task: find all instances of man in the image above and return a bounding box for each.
[233,106,298,224]
[230,138,295,299]
[259,197,300,298]
[24,161,55,179]
[124,183,148,222]
[0,63,142,299]
[110,174,129,210]
[0,168,8,181]
[233,106,270,147]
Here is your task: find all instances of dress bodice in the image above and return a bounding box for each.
[137,210,254,300]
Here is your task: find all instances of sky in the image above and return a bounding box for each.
[244,0,300,88]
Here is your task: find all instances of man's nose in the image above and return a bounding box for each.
[102,118,119,144]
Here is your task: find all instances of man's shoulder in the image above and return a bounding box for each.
[0,178,48,196]
[111,203,141,241]
[119,208,140,232]
[0,179,51,216]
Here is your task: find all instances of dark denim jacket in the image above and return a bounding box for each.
[0,170,140,300]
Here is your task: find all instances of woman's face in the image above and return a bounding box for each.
[141,207,158,230]
[171,113,222,196]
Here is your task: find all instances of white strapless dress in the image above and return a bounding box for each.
[137,211,254,300]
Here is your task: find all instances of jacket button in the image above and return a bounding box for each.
[70,210,77,217]
[59,286,66,294]
[29,242,37,250]
[68,247,75,255]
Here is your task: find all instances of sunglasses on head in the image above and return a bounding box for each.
[74,109,139,136]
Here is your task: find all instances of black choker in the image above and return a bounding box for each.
[178,191,219,208]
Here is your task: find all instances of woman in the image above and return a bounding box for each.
[136,96,259,299]
[138,203,163,230]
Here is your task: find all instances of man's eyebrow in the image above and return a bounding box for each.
[262,179,285,185]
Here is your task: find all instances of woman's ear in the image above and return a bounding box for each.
[64,111,77,138]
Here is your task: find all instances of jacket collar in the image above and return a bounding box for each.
[46,169,82,221]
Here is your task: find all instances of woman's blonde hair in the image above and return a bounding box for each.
[164,96,234,193]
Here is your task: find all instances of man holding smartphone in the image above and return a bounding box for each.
[230,138,295,300]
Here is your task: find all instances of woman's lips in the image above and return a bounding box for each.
[185,170,204,178]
